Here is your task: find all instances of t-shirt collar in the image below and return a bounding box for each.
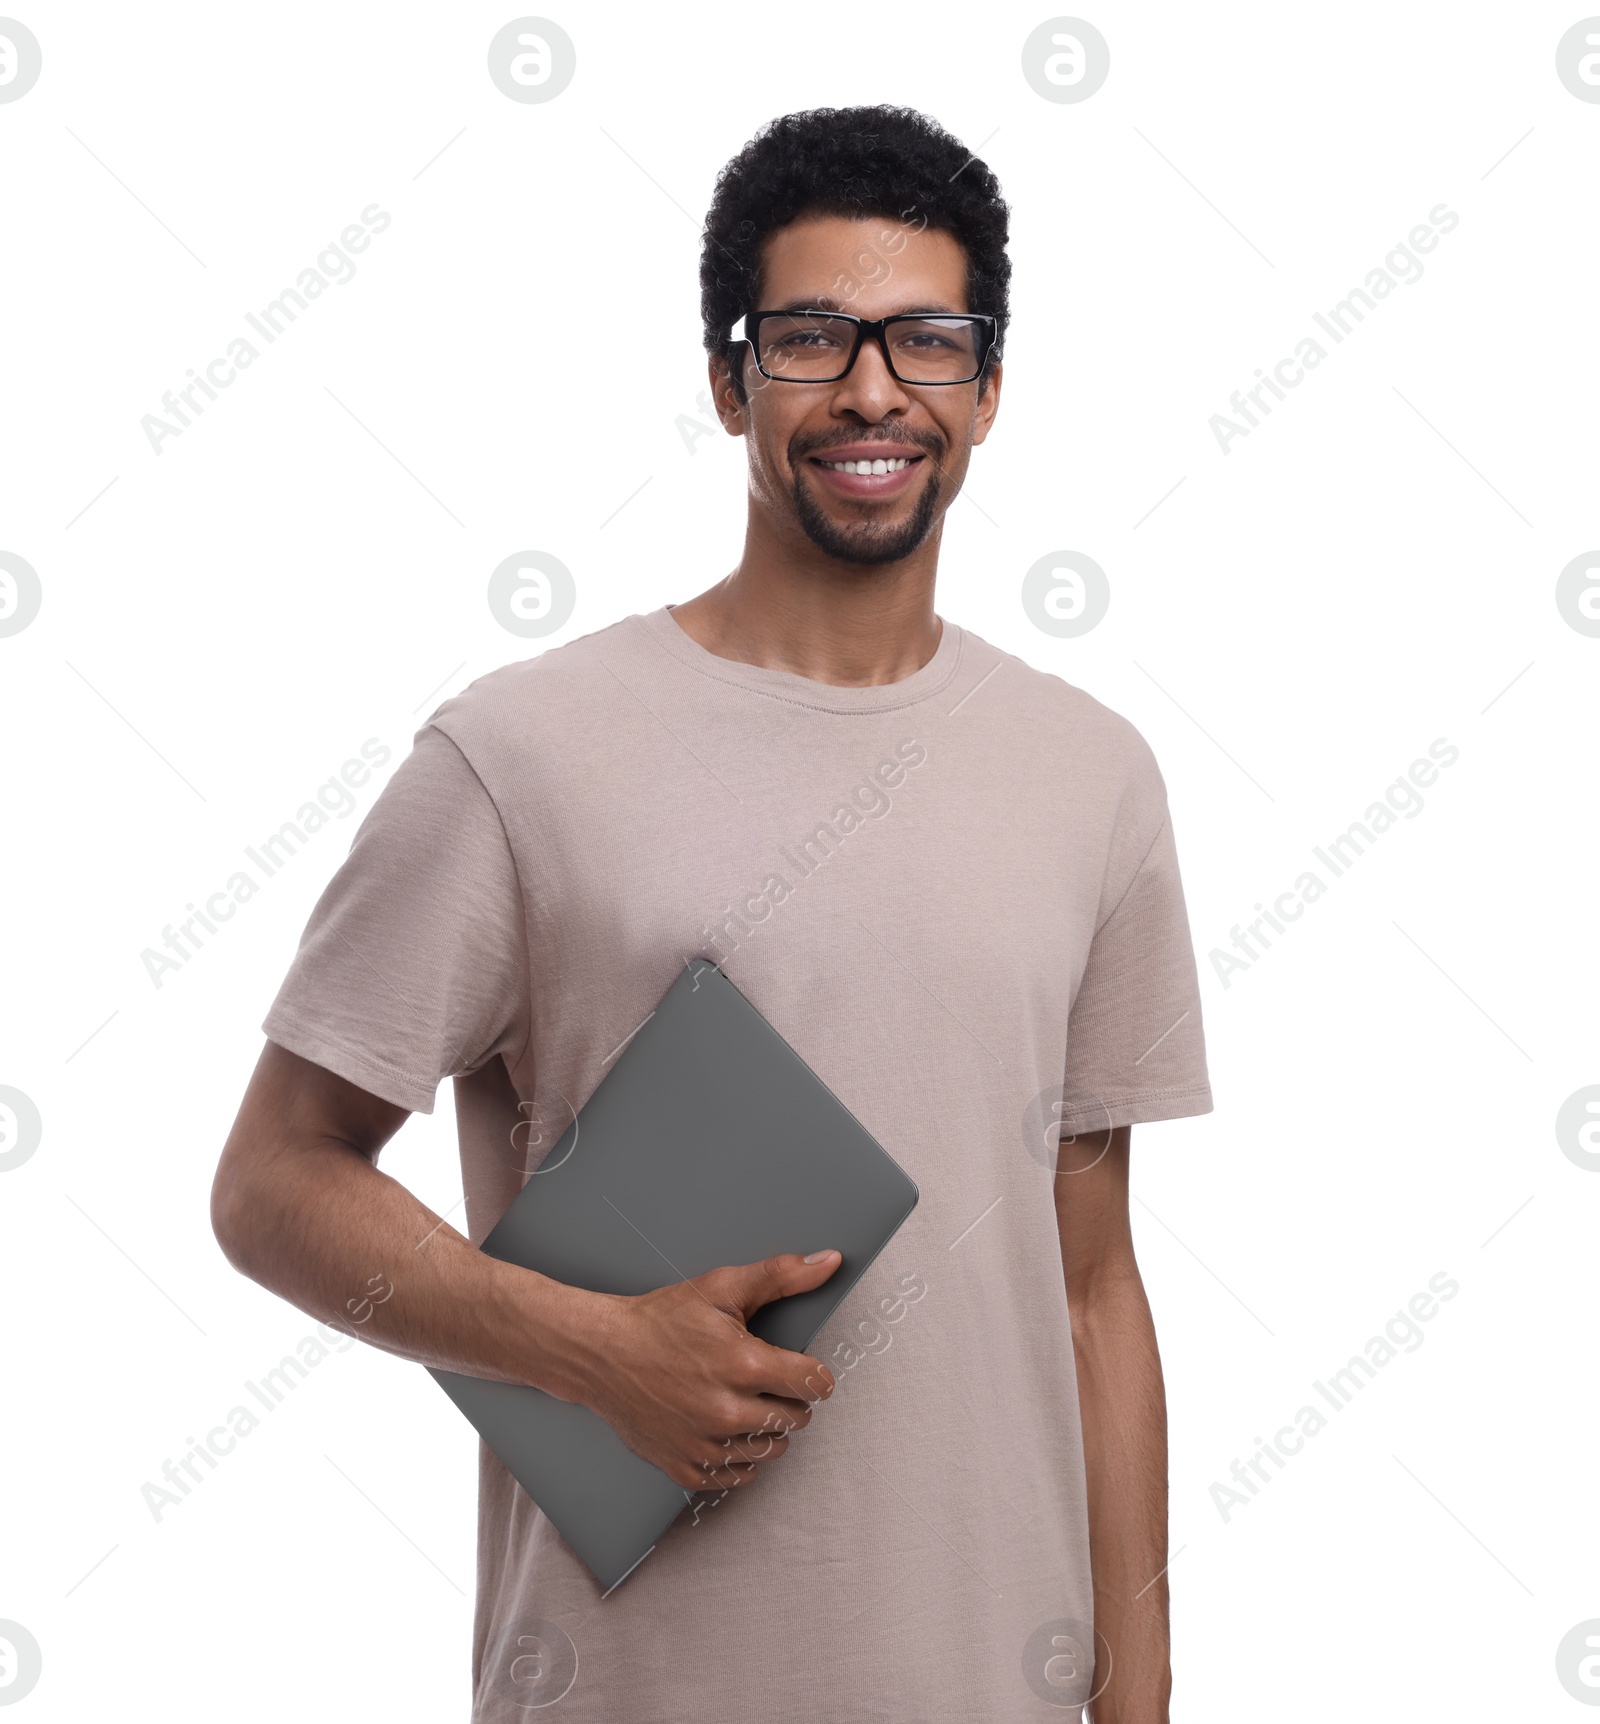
[637,604,964,715]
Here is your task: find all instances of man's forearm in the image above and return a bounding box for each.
[1071,1265,1172,1724]
[214,1126,606,1405]
[213,1043,843,1492]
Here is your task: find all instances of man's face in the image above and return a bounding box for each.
[714,215,1002,567]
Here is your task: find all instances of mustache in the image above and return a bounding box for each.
[792,428,946,463]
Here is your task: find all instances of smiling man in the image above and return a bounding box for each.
[212,107,1212,1723]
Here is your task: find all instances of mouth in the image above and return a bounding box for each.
[804,447,928,500]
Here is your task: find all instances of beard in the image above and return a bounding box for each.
[788,439,947,566]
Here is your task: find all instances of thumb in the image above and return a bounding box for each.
[718,1249,841,1320]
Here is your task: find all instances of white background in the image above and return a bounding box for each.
[2,1,1597,1717]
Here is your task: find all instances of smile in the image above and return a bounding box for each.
[817,455,917,474]
[804,448,928,500]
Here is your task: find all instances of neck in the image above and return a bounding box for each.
[669,501,944,687]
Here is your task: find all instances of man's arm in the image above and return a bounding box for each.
[1055,1124,1172,1724]
[210,1040,839,1490]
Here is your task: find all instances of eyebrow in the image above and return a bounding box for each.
[770,297,966,317]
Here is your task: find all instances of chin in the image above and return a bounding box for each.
[805,527,932,566]
[792,479,941,567]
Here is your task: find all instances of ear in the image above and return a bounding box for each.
[709,354,749,436]
[970,360,1003,447]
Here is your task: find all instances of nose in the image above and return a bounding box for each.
[825,330,912,422]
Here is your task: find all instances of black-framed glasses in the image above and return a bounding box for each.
[732,310,998,386]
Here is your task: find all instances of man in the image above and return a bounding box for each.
[212,106,1212,1722]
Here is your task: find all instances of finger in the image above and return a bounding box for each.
[733,1426,792,1461]
[752,1393,813,1430]
[710,1250,842,1322]
[703,1395,799,1447]
[723,1428,789,1463]
[741,1343,835,1403]
[697,1457,758,1490]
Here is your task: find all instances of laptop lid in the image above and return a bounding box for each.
[429,958,920,1591]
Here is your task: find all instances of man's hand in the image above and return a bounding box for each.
[573,1251,841,1491]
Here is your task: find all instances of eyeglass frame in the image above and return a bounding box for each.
[728,309,1000,386]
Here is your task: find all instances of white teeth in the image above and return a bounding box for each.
[823,456,911,474]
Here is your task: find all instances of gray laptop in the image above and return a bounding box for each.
[429,958,920,1591]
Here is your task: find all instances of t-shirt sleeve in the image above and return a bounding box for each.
[1059,788,1214,1135]
[261,723,530,1115]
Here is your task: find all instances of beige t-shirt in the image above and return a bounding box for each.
[263,605,1212,1721]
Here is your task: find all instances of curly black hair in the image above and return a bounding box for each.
[700,106,1010,400]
